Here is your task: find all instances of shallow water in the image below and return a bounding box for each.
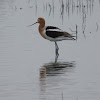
[0,0,100,100]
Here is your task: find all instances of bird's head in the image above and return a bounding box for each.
[37,17,45,25]
[28,17,45,27]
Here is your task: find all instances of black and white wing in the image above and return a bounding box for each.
[45,26,75,40]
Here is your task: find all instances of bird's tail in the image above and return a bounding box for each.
[64,31,76,40]
[65,35,76,40]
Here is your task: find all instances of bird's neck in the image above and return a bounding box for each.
[38,24,46,39]
[40,22,45,28]
[39,24,45,33]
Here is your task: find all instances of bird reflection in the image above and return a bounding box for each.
[39,60,76,99]
[40,61,76,78]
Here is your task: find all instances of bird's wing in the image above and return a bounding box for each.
[45,26,75,40]
[45,26,62,31]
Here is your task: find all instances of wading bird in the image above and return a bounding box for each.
[28,17,75,61]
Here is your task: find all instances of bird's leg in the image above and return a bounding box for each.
[55,42,59,57]
[55,53,59,63]
[55,55,58,63]
[55,42,59,51]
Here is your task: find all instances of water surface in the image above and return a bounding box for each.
[0,0,100,100]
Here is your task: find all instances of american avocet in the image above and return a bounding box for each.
[28,17,75,57]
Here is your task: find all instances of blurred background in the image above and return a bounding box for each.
[0,0,100,100]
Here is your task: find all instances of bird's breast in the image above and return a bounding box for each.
[38,26,46,39]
